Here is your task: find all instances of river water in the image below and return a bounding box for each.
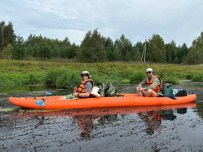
[1,81,203,152]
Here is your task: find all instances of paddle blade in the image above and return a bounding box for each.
[35,101,45,107]
[46,92,52,96]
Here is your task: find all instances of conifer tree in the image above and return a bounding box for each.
[184,32,203,64]
[76,29,106,62]
[149,34,166,63]
[0,21,16,53]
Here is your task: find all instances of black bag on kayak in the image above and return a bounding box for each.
[174,89,187,97]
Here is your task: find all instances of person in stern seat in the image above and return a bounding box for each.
[136,68,162,97]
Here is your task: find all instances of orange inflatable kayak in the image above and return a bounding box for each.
[9,94,196,109]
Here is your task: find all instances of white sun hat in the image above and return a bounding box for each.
[80,71,91,78]
[146,68,153,72]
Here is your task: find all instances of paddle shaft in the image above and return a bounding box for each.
[35,93,52,107]
[41,96,47,102]
[41,93,52,102]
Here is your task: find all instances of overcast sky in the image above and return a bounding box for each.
[1,0,203,47]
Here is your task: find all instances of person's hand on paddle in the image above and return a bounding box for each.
[73,87,77,92]
[73,92,79,97]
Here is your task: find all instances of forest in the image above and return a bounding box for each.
[0,21,203,64]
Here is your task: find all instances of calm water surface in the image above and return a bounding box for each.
[1,81,203,152]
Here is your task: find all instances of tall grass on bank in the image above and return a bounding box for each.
[44,68,122,88]
[161,75,181,85]
[192,71,203,82]
[44,69,82,88]
[0,59,203,88]
[130,70,146,84]
[129,70,181,85]
[0,72,44,87]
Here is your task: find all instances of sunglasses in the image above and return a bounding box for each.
[146,72,152,74]
[82,74,89,77]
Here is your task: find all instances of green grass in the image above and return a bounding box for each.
[192,71,203,82]
[130,70,146,84]
[0,59,203,88]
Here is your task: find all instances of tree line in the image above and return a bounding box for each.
[0,21,203,64]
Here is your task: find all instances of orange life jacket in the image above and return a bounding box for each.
[77,79,94,93]
[147,75,162,92]
[147,114,162,131]
[77,118,93,134]
[154,114,162,124]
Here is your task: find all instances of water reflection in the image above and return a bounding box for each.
[98,115,118,125]
[34,116,45,128]
[73,115,99,138]
[138,109,177,135]
[10,102,196,137]
[194,102,203,118]
[138,111,163,135]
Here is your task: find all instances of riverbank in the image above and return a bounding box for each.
[0,59,203,88]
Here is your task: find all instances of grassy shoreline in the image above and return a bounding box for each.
[0,59,203,88]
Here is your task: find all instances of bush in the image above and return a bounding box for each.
[191,71,203,82]
[28,73,44,85]
[162,75,180,85]
[56,71,81,88]
[130,70,146,84]
[0,72,36,87]
[44,68,81,88]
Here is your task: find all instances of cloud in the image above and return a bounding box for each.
[0,0,203,46]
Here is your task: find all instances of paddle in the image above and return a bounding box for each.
[71,86,78,92]
[35,92,52,107]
